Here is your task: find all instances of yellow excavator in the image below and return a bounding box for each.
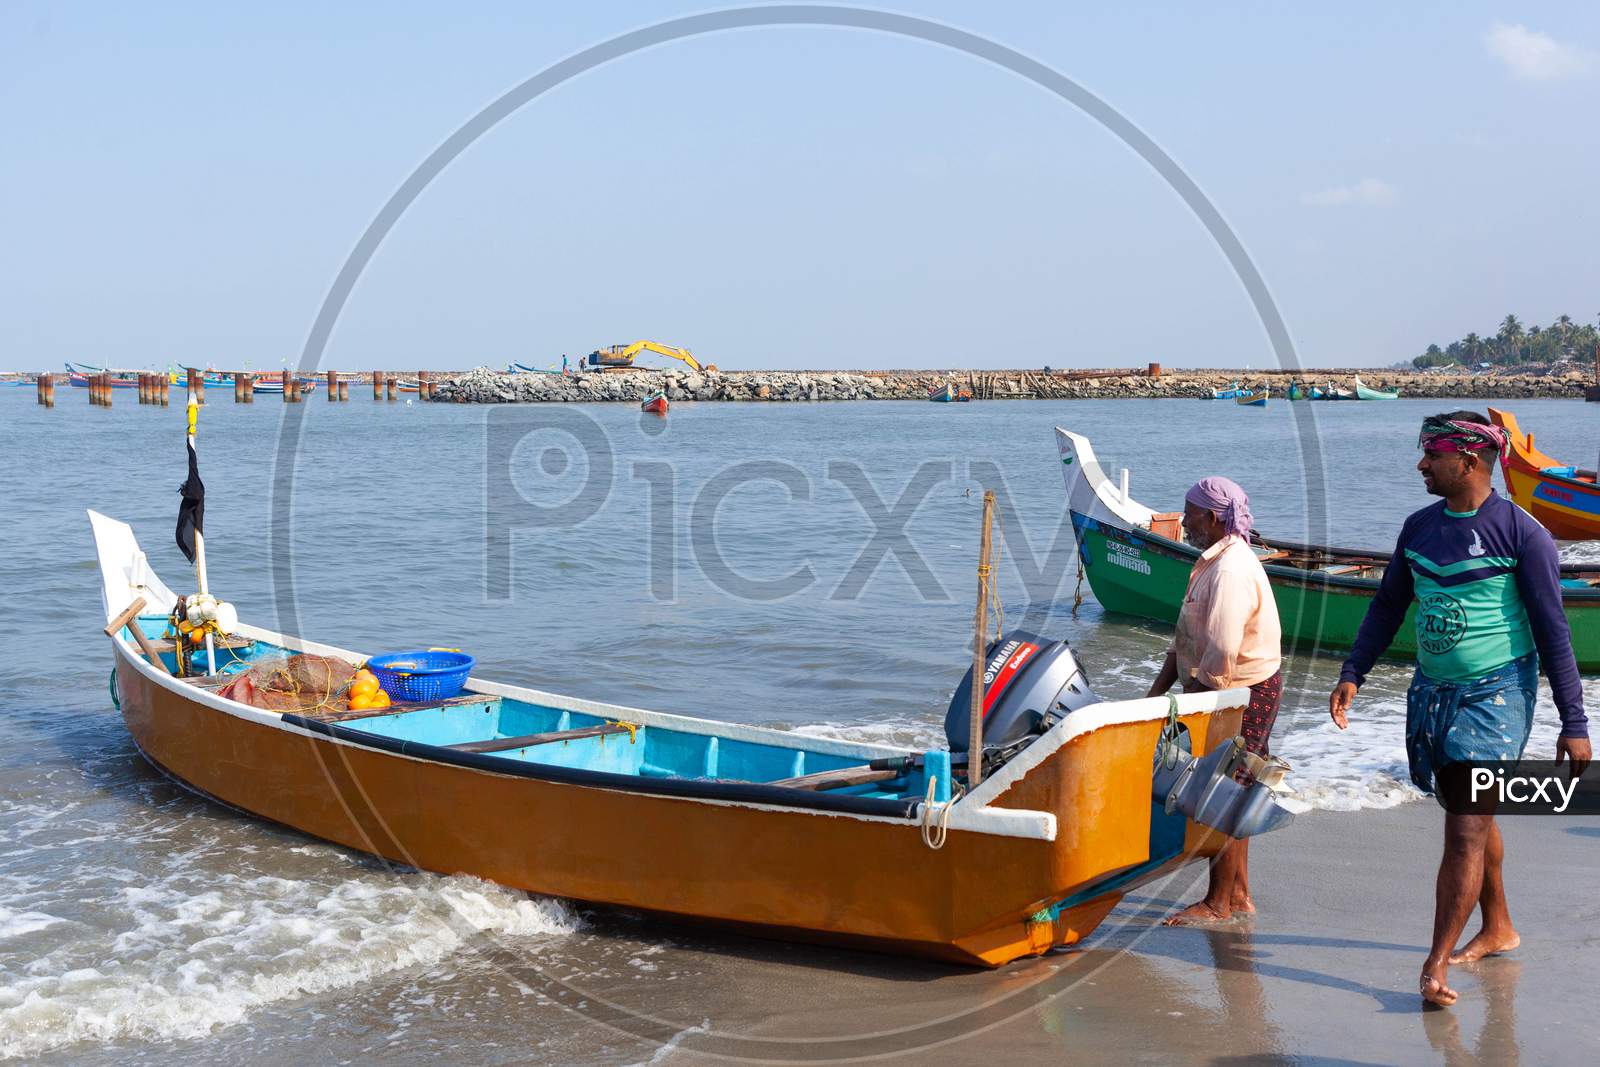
[583,340,713,373]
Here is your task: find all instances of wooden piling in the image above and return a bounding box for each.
[418,370,429,401]
[338,379,349,402]
[327,369,337,400]
[159,376,169,406]
[101,372,112,407]
[386,375,397,401]
[373,372,383,400]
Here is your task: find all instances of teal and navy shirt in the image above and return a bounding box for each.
[1339,493,1587,738]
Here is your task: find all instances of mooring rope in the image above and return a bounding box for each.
[920,776,964,850]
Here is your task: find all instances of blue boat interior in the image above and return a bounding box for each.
[126,616,948,805]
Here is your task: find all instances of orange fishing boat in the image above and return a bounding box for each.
[90,509,1291,968]
[1489,407,1600,540]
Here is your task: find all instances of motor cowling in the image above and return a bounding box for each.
[944,629,1099,754]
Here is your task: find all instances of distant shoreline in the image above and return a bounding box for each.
[431,365,1595,403]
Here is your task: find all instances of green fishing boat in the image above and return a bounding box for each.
[1054,427,1600,668]
[1354,376,1399,400]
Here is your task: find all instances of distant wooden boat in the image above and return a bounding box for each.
[251,374,317,396]
[1354,376,1399,400]
[1489,407,1600,540]
[1208,381,1245,400]
[1320,382,1357,401]
[641,392,669,414]
[929,383,972,403]
[1234,386,1268,407]
[66,362,172,388]
[91,510,1294,968]
[1055,426,1600,666]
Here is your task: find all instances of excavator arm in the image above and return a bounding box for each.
[587,340,705,373]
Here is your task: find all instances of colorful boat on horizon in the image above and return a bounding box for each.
[929,382,973,403]
[1208,381,1246,400]
[1354,376,1399,400]
[641,391,669,414]
[1490,407,1600,541]
[66,362,176,388]
[1235,386,1268,407]
[1055,426,1600,668]
[251,374,318,396]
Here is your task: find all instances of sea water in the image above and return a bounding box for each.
[0,389,1594,1060]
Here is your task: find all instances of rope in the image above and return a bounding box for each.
[1156,694,1183,770]
[108,667,120,710]
[1071,554,1085,616]
[920,776,964,850]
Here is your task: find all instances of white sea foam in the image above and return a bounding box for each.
[0,871,579,1061]
[0,906,69,942]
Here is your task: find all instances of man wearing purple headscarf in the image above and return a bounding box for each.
[1148,475,1283,925]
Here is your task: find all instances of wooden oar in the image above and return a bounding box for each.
[103,596,171,674]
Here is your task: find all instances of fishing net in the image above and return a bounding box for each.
[217,654,358,713]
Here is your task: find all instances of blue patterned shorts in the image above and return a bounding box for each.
[1406,653,1538,795]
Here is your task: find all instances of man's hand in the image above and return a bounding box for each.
[1329,681,1357,730]
[1555,735,1592,779]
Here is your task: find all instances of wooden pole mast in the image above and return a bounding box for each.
[186,395,216,675]
[969,490,995,787]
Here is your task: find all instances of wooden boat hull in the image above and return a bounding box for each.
[1354,377,1398,400]
[1057,427,1600,668]
[1491,407,1600,541]
[68,371,142,389]
[91,511,1249,968]
[251,377,317,395]
[641,394,668,414]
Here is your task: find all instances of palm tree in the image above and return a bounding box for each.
[1557,314,1573,337]
[1499,314,1524,342]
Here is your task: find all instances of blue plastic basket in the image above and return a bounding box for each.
[365,649,475,703]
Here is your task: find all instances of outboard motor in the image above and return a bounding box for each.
[944,630,1099,757]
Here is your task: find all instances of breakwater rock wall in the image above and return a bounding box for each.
[432,365,1595,403]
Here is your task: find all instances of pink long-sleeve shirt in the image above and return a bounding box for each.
[1172,534,1283,690]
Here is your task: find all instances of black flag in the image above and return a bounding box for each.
[176,436,205,563]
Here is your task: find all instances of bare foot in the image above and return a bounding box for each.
[1163,901,1232,926]
[1449,928,1520,965]
[1420,968,1458,1008]
[1230,893,1256,916]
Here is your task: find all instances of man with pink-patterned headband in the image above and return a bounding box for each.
[1329,409,1590,1007]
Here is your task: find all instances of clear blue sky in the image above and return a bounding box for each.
[3,2,1598,371]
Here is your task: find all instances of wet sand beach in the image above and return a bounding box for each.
[635,803,1600,1065]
